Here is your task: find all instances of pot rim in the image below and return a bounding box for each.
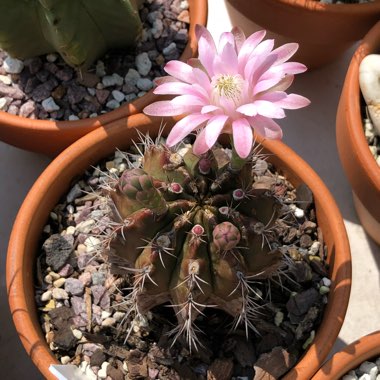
[312,330,380,380]
[0,0,208,132]
[6,113,351,380]
[343,20,380,192]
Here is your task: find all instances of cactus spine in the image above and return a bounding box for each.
[0,0,142,68]
[101,134,288,350]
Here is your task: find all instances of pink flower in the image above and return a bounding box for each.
[144,25,310,158]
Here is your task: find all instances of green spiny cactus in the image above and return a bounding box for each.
[0,0,142,68]
[102,135,288,350]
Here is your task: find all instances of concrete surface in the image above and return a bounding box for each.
[1,1,380,378]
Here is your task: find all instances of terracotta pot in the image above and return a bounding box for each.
[6,113,351,379]
[0,0,207,157]
[226,0,380,69]
[312,330,380,379]
[336,20,380,245]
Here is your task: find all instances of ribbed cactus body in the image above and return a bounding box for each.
[106,141,286,348]
[0,0,142,68]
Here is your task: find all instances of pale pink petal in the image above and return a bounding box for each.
[205,115,229,147]
[271,62,307,75]
[171,94,205,107]
[201,105,221,114]
[232,118,253,158]
[143,101,199,116]
[164,61,195,83]
[274,93,310,109]
[153,82,194,95]
[250,115,283,139]
[269,75,294,92]
[166,114,210,146]
[231,26,246,52]
[236,103,257,117]
[213,41,238,75]
[250,39,275,59]
[255,100,286,119]
[218,32,235,54]
[253,73,284,94]
[192,68,211,92]
[193,128,209,155]
[154,76,179,85]
[271,43,299,65]
[238,30,266,74]
[259,91,287,102]
[196,24,217,77]
[246,53,278,87]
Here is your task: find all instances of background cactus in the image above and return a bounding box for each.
[0,0,142,68]
[99,134,294,350]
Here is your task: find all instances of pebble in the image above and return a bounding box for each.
[162,42,177,56]
[68,114,80,121]
[309,241,321,255]
[58,263,74,278]
[96,60,106,77]
[135,52,152,76]
[66,183,83,203]
[294,207,305,219]
[42,96,60,112]
[76,219,96,234]
[46,53,58,63]
[41,290,52,302]
[53,278,66,288]
[60,356,71,365]
[125,68,141,85]
[19,101,35,117]
[101,317,116,327]
[72,329,83,340]
[106,99,120,109]
[65,278,85,296]
[112,90,125,102]
[113,311,126,322]
[98,362,109,379]
[0,97,7,110]
[84,236,102,253]
[136,78,153,91]
[3,57,24,74]
[0,74,11,85]
[52,288,69,300]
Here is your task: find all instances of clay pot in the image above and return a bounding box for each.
[0,0,207,157]
[226,0,380,69]
[6,113,351,379]
[336,21,380,245]
[312,331,380,379]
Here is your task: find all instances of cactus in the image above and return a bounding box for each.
[101,135,290,350]
[0,0,142,68]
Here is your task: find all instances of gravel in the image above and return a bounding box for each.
[0,0,189,121]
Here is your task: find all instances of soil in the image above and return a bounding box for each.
[0,0,189,121]
[35,137,329,380]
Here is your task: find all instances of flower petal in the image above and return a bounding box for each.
[218,32,236,54]
[171,94,205,107]
[201,105,221,114]
[271,62,307,75]
[271,43,299,65]
[250,115,283,139]
[231,26,246,52]
[164,60,195,83]
[193,128,209,155]
[166,114,210,146]
[196,24,217,77]
[270,75,294,92]
[255,100,286,118]
[205,115,229,147]
[237,103,257,117]
[213,41,238,76]
[232,118,253,158]
[143,101,199,116]
[238,30,266,73]
[274,93,311,109]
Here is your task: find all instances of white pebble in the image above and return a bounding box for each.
[102,317,116,327]
[0,97,8,110]
[60,356,71,365]
[137,78,153,91]
[322,277,331,287]
[309,241,321,255]
[68,114,80,121]
[44,274,53,284]
[89,113,98,118]
[0,75,11,85]
[72,329,83,340]
[46,53,58,63]
[66,225,76,235]
[180,0,189,9]
[359,361,378,378]
[96,60,106,77]
[87,87,96,96]
[84,236,101,253]
[294,207,305,219]
[113,311,126,322]
[101,311,112,320]
[343,370,358,380]
[102,75,117,87]
[274,311,284,326]
[135,52,152,76]
[358,375,371,380]
[77,243,87,254]
[76,219,95,234]
[52,288,69,300]
[41,290,52,302]
[98,362,109,379]
[319,286,330,295]
[42,97,60,112]
[124,68,140,85]
[4,56,24,74]
[53,278,66,288]
[106,99,120,109]
[112,90,125,102]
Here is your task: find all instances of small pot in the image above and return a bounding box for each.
[6,113,351,379]
[336,20,380,245]
[312,331,380,379]
[0,0,207,157]
[226,0,380,69]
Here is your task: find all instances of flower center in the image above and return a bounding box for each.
[212,74,244,104]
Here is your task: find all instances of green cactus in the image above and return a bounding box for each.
[102,136,288,350]
[0,0,142,68]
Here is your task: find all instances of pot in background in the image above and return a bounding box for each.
[226,0,380,69]
[0,0,207,157]
[336,20,380,245]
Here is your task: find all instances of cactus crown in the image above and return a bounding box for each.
[98,131,297,351]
